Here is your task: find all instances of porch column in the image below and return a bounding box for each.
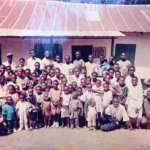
[111,37,114,55]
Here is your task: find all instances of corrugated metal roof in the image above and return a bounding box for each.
[0,0,150,37]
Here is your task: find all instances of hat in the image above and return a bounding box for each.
[6,53,13,57]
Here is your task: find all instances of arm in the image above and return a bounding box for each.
[144,81,150,86]
[86,107,89,118]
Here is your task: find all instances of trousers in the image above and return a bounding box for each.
[70,118,79,127]
[19,111,28,129]
[100,115,120,132]
[7,119,16,130]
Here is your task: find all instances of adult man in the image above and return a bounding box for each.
[85,54,97,77]
[27,49,41,73]
[2,53,16,70]
[97,55,110,77]
[62,55,75,76]
[117,53,131,78]
[108,55,115,69]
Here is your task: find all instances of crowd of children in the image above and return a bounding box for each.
[0,49,150,134]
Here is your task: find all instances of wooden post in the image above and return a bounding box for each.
[111,37,114,55]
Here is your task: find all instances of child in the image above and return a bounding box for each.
[66,68,74,84]
[50,69,56,81]
[0,75,8,99]
[47,78,52,89]
[31,73,38,87]
[81,68,87,78]
[91,72,97,86]
[19,58,29,71]
[2,96,17,134]
[112,71,121,87]
[55,68,61,81]
[45,87,50,94]
[41,93,51,128]
[41,83,47,92]
[60,78,67,91]
[86,76,91,85]
[33,62,42,78]
[61,86,71,128]
[68,84,73,94]
[54,55,63,72]
[25,69,32,80]
[16,94,29,131]
[41,70,48,80]
[86,99,97,131]
[48,80,62,128]
[69,91,81,129]
[0,64,5,76]
[35,86,44,127]
[15,85,21,95]
[101,96,132,132]
[104,75,113,91]
[80,78,87,92]
[108,68,116,84]
[45,65,51,78]
[72,81,77,92]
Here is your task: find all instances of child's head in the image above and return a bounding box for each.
[61,78,67,86]
[8,85,15,94]
[81,78,86,87]
[45,87,50,93]
[15,85,20,94]
[86,76,91,84]
[129,66,135,76]
[50,69,55,78]
[36,86,42,94]
[64,86,69,95]
[102,71,108,80]
[96,79,101,87]
[19,58,25,67]
[40,76,46,84]
[69,68,74,76]
[103,83,109,92]
[90,99,96,107]
[6,96,12,105]
[74,67,80,77]
[115,71,121,80]
[88,54,93,62]
[59,73,65,81]
[81,68,86,77]
[31,73,37,82]
[0,64,5,75]
[35,62,40,70]
[55,68,60,78]
[147,91,150,100]
[6,66,11,73]
[113,63,120,72]
[28,88,34,97]
[68,84,73,93]
[41,83,47,91]
[109,55,115,63]
[87,83,92,92]
[72,81,77,90]
[8,71,13,80]
[118,76,125,86]
[21,90,27,97]
[46,65,51,74]
[132,76,138,86]
[0,75,5,84]
[105,75,111,83]
[25,69,30,77]
[76,87,82,96]
[19,94,25,102]
[108,68,115,77]
[42,70,47,79]
[112,96,119,108]
[92,72,97,80]
[75,50,81,60]
[11,74,17,83]
[43,93,49,101]
[72,91,78,99]
[55,55,61,63]
[53,80,59,89]
[47,78,52,87]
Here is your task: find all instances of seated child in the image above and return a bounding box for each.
[41,93,51,128]
[2,96,17,134]
[16,94,29,131]
[69,91,81,129]
[61,86,71,128]
[101,96,132,132]
[87,99,98,131]
[48,80,62,128]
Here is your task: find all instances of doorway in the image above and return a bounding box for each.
[72,45,92,63]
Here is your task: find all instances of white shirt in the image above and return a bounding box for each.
[53,62,63,72]
[71,74,85,86]
[85,62,97,77]
[16,101,29,115]
[126,85,143,109]
[27,57,41,73]
[41,57,50,69]
[2,61,16,70]
[61,63,75,76]
[0,84,8,97]
[62,92,70,106]
[105,104,129,122]
[7,81,22,91]
[83,91,94,102]
[35,93,44,103]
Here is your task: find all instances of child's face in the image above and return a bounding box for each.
[103,84,109,92]
[20,95,24,102]
[86,78,91,84]
[19,60,25,67]
[115,72,121,80]
[81,79,86,87]
[81,70,86,77]
[28,89,33,96]
[90,100,95,107]
[44,93,49,101]
[25,70,30,77]
[77,89,82,96]
[53,81,58,89]
[15,85,20,93]
[59,74,65,80]
[46,67,51,74]
[74,68,80,77]
[102,72,106,79]
[75,52,81,59]
[31,74,37,81]
[35,63,40,70]
[11,75,16,82]
[72,82,77,89]
[9,86,14,94]
[147,92,150,100]
[87,84,92,92]
[42,71,47,78]
[129,68,135,76]
[119,77,125,86]
[113,99,119,108]
[62,78,67,85]
[0,77,5,84]
[21,90,26,96]
[132,78,138,86]
[0,65,5,74]
[41,83,46,90]
[47,79,52,87]
[6,67,11,73]
[50,70,55,77]
[40,77,45,84]
[45,88,50,93]
[64,87,69,95]
[92,73,97,80]
[7,97,12,105]
[114,65,119,72]
[88,55,93,62]
[8,72,13,79]
[109,70,114,77]
[96,80,101,87]
[68,85,73,93]
[105,75,110,83]
[72,92,78,99]
[55,56,61,63]
[36,87,41,94]
[55,69,60,77]
[69,69,74,76]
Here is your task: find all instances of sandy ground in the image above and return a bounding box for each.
[0,127,150,150]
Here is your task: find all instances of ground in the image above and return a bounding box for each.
[0,128,150,150]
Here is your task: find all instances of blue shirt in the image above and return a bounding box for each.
[97,61,110,77]
[2,104,16,120]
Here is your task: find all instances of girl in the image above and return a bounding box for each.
[61,86,71,128]
[41,93,51,128]
[2,96,17,134]
[86,99,97,131]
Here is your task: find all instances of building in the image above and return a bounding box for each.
[0,0,150,79]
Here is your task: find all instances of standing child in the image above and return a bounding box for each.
[41,93,51,128]
[86,99,98,131]
[69,91,81,129]
[2,96,17,134]
[61,86,71,128]
[16,94,29,131]
[48,80,62,128]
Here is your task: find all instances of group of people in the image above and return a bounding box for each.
[0,49,150,135]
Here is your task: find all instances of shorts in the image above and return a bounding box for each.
[51,103,61,115]
[61,108,69,118]
[44,116,51,121]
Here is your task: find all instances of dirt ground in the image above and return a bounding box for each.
[0,127,150,150]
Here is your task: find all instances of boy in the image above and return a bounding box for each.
[108,68,116,84]
[0,64,5,76]
[85,54,97,77]
[19,58,29,70]
[101,96,132,132]
[112,71,121,87]
[73,50,85,72]
[25,69,32,80]
[125,76,143,129]
[72,81,78,92]
[33,62,42,78]
[80,78,87,92]
[91,72,97,86]
[48,80,62,128]
[113,63,120,72]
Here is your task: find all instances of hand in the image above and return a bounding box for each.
[135,108,139,114]
[69,110,71,115]
[125,104,128,109]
